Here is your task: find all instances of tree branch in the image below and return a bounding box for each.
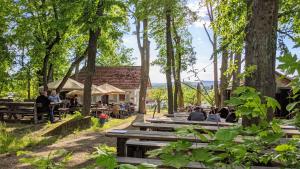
[204,24,214,46]
[277,29,296,41]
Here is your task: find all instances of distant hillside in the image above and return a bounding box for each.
[151,81,214,89]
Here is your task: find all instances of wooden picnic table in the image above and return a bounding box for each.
[165,112,190,117]
[132,122,300,138]
[0,102,37,123]
[105,130,290,156]
[146,118,298,130]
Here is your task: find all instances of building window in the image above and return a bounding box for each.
[119,94,125,101]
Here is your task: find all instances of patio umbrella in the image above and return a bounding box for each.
[39,78,84,91]
[97,83,125,94]
[66,85,107,97]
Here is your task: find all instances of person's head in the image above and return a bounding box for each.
[51,90,56,96]
[194,107,201,112]
[40,90,47,96]
[74,94,78,98]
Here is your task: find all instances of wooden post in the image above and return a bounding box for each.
[34,103,38,124]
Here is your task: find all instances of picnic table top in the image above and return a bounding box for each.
[106,129,232,143]
[146,118,235,126]
[146,118,298,130]
[106,129,291,143]
[0,102,35,106]
[132,122,300,137]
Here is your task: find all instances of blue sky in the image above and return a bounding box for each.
[122,1,299,83]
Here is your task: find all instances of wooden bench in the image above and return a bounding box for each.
[117,157,281,169]
[146,118,299,130]
[0,102,39,124]
[105,130,291,156]
[126,139,208,158]
[132,122,300,138]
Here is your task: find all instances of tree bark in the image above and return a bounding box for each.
[165,9,174,114]
[56,48,88,93]
[232,53,242,92]
[27,69,31,99]
[220,50,229,107]
[47,63,53,83]
[138,19,150,114]
[42,33,61,91]
[172,19,184,109]
[213,34,220,108]
[82,0,103,116]
[243,0,278,126]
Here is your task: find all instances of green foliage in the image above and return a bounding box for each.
[0,123,42,154]
[278,53,300,127]
[148,88,167,103]
[18,149,72,169]
[94,144,156,169]
[71,111,84,120]
[226,86,281,120]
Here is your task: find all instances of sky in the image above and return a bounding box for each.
[122,1,299,83]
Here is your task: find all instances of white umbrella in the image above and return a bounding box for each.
[97,83,125,94]
[39,78,84,91]
[66,85,107,97]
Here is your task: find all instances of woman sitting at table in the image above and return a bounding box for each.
[48,90,61,103]
[206,108,221,122]
[97,101,103,108]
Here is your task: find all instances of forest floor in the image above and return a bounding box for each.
[0,110,166,169]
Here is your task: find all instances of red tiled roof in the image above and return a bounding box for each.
[73,66,151,90]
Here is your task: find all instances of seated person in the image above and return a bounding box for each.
[226,111,238,123]
[219,107,229,119]
[48,90,61,103]
[70,95,78,107]
[187,107,206,121]
[97,101,103,108]
[36,90,53,122]
[206,110,221,122]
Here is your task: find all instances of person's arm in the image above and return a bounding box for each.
[187,114,192,120]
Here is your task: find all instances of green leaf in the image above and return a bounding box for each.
[190,148,212,162]
[119,164,139,169]
[137,163,157,169]
[265,96,281,110]
[215,129,239,142]
[286,101,300,112]
[160,152,190,169]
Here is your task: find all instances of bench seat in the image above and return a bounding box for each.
[117,157,281,169]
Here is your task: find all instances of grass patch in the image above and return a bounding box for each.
[0,123,44,154]
[90,115,136,131]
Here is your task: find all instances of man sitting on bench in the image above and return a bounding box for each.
[36,90,53,123]
[187,107,206,121]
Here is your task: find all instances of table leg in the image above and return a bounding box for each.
[117,138,127,157]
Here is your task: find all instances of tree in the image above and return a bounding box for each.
[243,0,279,126]
[202,0,220,108]
[148,88,167,114]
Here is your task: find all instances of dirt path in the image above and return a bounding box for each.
[0,121,135,169]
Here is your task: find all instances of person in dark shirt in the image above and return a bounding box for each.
[36,91,53,123]
[187,107,206,121]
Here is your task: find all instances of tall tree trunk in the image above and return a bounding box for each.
[172,49,178,112]
[27,69,31,99]
[42,33,61,91]
[220,50,229,107]
[232,53,242,92]
[56,48,88,93]
[165,9,174,114]
[171,19,183,110]
[243,0,278,126]
[213,34,220,107]
[82,0,103,116]
[47,63,53,83]
[138,19,150,114]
